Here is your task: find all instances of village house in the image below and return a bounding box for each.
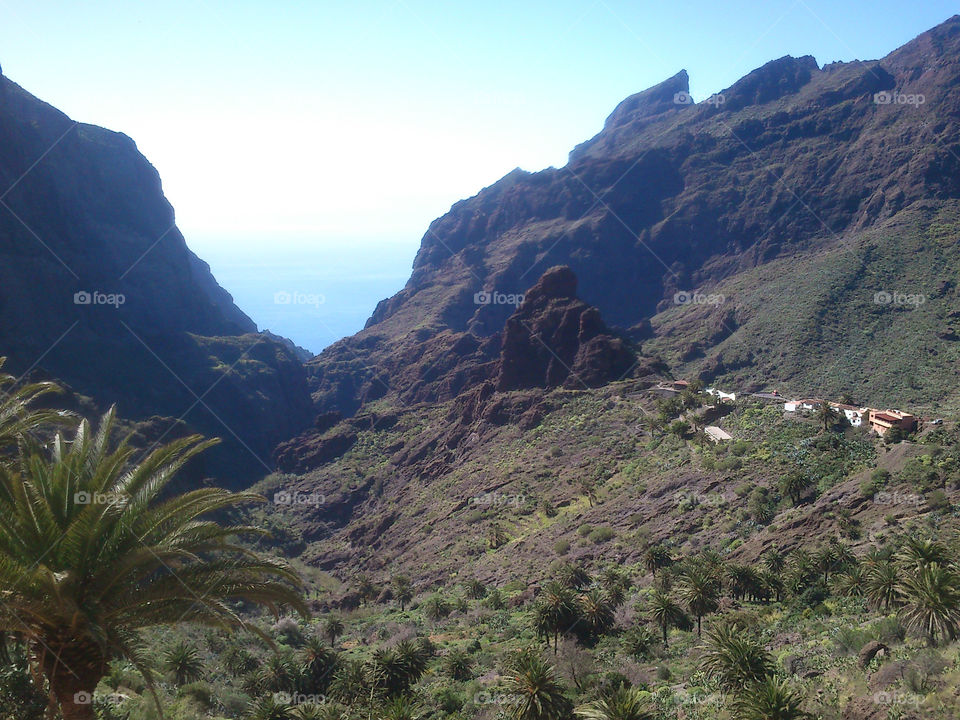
[828,402,869,427]
[868,409,917,436]
[784,398,823,413]
[705,387,736,402]
[651,379,692,397]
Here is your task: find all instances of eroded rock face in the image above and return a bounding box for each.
[283,267,642,474]
[497,266,635,391]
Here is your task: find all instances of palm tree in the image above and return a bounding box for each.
[0,358,68,453]
[833,565,865,598]
[763,548,785,575]
[780,472,813,506]
[816,402,837,432]
[371,638,431,696]
[464,578,487,599]
[356,575,377,604]
[648,592,687,647]
[329,658,371,704]
[679,566,720,636]
[726,564,761,602]
[813,545,840,584]
[898,562,960,646]
[730,676,808,720]
[759,570,784,603]
[0,409,307,720]
[443,648,474,681]
[899,537,951,571]
[557,563,592,590]
[533,581,579,653]
[865,560,901,611]
[702,623,773,692]
[299,637,339,694]
[257,652,298,694]
[489,523,510,548]
[392,575,413,611]
[575,687,654,720]
[578,587,615,638]
[423,594,451,621]
[162,640,203,686]
[380,695,422,720]
[248,695,296,720]
[599,568,630,607]
[643,544,673,577]
[504,653,572,720]
[323,616,345,647]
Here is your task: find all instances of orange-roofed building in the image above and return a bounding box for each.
[868,409,917,436]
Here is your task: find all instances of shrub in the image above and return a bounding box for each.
[588,526,616,544]
[554,539,571,555]
[578,524,594,537]
[718,457,742,471]
[926,489,951,512]
[730,441,750,457]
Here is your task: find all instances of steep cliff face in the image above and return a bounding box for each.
[0,71,313,482]
[308,16,960,414]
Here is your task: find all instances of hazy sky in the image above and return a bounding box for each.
[3,0,957,255]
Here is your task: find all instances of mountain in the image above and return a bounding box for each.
[0,70,314,482]
[307,15,960,418]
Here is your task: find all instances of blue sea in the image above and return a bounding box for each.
[196,237,418,355]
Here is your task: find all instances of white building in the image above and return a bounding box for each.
[784,398,822,413]
[705,387,737,402]
[828,402,869,427]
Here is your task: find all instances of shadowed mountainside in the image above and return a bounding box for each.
[0,71,313,483]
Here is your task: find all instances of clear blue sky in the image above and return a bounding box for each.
[2,1,957,350]
[3,0,956,246]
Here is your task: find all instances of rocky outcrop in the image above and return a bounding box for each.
[497,266,635,391]
[288,267,644,474]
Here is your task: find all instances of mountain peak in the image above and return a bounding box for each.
[720,54,819,111]
[602,69,689,131]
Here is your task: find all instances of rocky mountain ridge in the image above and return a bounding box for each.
[307,15,960,417]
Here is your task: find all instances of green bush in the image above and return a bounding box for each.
[588,526,616,544]
[554,539,571,555]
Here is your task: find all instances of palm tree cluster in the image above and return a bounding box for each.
[0,361,307,720]
[532,567,629,652]
[702,622,807,719]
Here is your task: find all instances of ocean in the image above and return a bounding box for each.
[196,237,418,355]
